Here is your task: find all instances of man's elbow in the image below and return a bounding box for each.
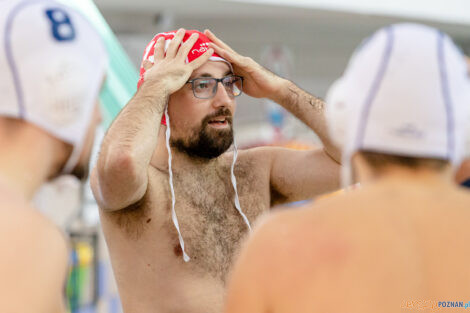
[91,156,146,211]
[97,150,141,183]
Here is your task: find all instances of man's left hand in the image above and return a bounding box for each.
[204,29,289,102]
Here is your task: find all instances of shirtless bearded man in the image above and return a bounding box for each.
[92,28,340,313]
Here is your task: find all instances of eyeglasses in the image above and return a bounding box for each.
[186,75,244,99]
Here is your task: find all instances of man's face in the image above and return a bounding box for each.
[167,61,237,159]
[72,101,102,180]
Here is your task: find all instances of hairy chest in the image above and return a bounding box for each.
[169,164,269,280]
[105,159,271,282]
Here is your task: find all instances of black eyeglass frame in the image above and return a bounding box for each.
[186,75,244,99]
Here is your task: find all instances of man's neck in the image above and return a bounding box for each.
[0,139,65,200]
[151,131,222,172]
[356,163,455,188]
[154,146,221,172]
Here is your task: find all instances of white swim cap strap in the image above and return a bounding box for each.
[165,108,190,262]
[340,151,353,189]
[231,137,252,231]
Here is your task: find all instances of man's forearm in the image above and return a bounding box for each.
[99,81,169,174]
[271,80,341,162]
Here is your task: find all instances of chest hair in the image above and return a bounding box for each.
[105,157,268,282]
[171,161,264,281]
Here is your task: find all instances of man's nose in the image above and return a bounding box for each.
[212,82,233,108]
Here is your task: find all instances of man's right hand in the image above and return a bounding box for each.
[204,29,288,103]
[140,28,213,95]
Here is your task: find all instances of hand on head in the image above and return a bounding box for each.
[204,29,288,101]
[142,28,214,94]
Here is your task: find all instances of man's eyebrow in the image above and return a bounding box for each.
[192,70,234,78]
[198,73,213,78]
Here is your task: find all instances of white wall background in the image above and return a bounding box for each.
[96,0,470,139]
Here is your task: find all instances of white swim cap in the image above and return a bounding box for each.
[326,23,470,186]
[0,0,108,174]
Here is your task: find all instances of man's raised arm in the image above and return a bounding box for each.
[205,30,341,203]
[92,29,213,211]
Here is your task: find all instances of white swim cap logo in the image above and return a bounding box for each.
[192,42,209,55]
[42,60,85,127]
[392,123,425,140]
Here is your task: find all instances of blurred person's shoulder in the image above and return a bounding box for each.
[453,183,470,207]
[243,193,356,264]
[244,180,470,262]
[244,185,402,264]
[0,187,68,268]
[0,194,68,313]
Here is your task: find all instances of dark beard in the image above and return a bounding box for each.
[171,108,234,159]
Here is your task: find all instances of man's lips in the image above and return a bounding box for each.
[207,116,232,127]
[208,116,231,123]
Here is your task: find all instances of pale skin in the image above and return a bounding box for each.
[0,191,67,313]
[225,155,470,313]
[455,56,470,185]
[92,28,340,313]
[0,104,102,313]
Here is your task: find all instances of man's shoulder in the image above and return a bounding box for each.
[0,199,67,312]
[245,207,316,258]
[225,146,279,168]
[249,191,367,252]
[0,196,67,252]
[248,194,371,268]
[227,145,272,158]
[239,203,343,282]
[0,198,68,277]
[455,184,470,201]
[0,195,46,227]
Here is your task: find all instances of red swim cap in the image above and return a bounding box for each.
[137,30,232,125]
